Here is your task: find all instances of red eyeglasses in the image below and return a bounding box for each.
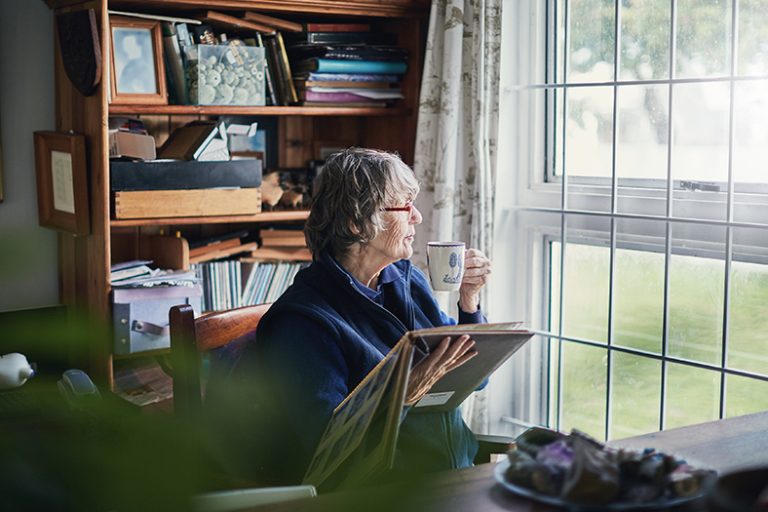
[383,202,414,213]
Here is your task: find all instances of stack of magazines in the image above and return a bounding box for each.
[286,24,408,107]
[111,260,199,288]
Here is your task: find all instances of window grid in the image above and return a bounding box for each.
[541,0,768,440]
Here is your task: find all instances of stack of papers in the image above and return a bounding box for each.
[110,260,199,288]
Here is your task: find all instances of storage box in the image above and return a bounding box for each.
[185,44,266,105]
[112,285,202,355]
[108,130,157,160]
[110,159,262,191]
[113,188,262,219]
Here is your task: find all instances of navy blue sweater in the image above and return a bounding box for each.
[232,251,485,484]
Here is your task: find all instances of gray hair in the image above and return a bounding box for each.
[305,147,419,258]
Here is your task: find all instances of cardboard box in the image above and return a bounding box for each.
[109,130,157,160]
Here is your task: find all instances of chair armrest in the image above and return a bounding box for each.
[474,434,516,464]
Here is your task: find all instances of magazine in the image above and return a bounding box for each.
[302,322,533,489]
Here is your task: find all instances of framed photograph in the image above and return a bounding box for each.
[109,16,167,105]
[33,131,90,236]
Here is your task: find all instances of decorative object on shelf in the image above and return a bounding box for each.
[56,9,102,97]
[184,43,266,106]
[108,16,167,105]
[33,131,90,236]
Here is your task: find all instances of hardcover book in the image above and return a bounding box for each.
[285,32,397,46]
[302,323,533,489]
[293,59,408,75]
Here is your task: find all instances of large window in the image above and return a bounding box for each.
[492,0,768,441]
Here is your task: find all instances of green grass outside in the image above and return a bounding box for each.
[551,242,768,441]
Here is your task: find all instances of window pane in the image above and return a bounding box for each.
[567,0,615,83]
[610,352,661,439]
[675,0,732,78]
[616,84,669,181]
[668,225,726,365]
[561,342,606,439]
[726,375,768,417]
[620,0,670,80]
[733,80,768,188]
[560,223,610,343]
[737,0,768,75]
[671,82,730,220]
[613,248,664,353]
[665,364,720,429]
[565,86,614,178]
[728,259,768,377]
[550,239,562,335]
[549,337,561,428]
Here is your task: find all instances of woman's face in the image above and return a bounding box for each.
[366,193,422,264]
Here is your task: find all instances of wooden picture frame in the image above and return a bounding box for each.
[108,16,167,105]
[33,131,90,235]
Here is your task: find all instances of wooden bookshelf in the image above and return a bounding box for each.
[47,0,427,387]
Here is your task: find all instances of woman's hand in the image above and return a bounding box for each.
[459,248,492,313]
[405,335,477,406]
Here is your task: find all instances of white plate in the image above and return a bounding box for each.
[493,457,711,511]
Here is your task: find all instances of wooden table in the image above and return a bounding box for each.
[257,411,768,512]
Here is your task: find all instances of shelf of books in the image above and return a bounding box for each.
[191,227,311,312]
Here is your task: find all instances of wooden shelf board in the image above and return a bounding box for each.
[109,104,411,117]
[106,0,430,18]
[111,210,309,227]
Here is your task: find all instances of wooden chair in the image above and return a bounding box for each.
[169,303,511,472]
[169,303,271,416]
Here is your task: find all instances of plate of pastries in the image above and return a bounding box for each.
[495,427,717,510]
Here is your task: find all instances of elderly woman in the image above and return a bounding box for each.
[235,147,492,484]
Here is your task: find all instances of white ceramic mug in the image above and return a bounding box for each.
[426,242,465,292]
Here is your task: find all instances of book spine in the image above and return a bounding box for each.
[289,32,396,45]
[162,23,187,104]
[276,32,299,104]
[312,59,408,75]
[302,90,379,103]
[263,34,286,105]
[305,72,400,83]
[256,33,279,106]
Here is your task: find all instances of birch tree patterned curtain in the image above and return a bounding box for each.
[413,0,503,433]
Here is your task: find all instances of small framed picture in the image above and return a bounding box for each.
[33,131,90,235]
[109,16,167,105]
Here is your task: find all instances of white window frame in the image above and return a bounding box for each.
[490,0,768,439]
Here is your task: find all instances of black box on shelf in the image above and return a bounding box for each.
[110,159,262,191]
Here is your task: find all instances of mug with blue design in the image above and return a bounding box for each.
[426,241,465,292]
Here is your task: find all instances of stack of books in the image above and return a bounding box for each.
[240,260,308,305]
[286,23,408,108]
[193,259,243,312]
[252,228,312,261]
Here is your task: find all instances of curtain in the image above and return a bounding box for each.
[413,0,503,434]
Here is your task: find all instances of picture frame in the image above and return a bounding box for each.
[108,16,167,105]
[33,131,90,236]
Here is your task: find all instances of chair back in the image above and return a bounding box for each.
[169,303,271,415]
